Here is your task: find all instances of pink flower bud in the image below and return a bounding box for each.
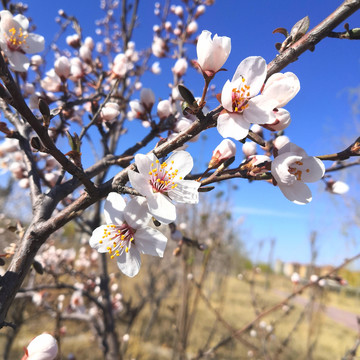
[112,53,128,77]
[101,102,120,122]
[151,61,161,75]
[152,37,167,58]
[129,100,146,119]
[263,108,291,131]
[140,88,155,112]
[84,36,95,50]
[273,135,290,150]
[157,99,172,120]
[186,21,198,35]
[54,56,71,79]
[165,21,172,31]
[209,139,236,168]
[196,30,231,75]
[66,34,80,48]
[79,45,92,62]
[326,180,349,195]
[31,55,43,66]
[195,5,206,17]
[172,58,188,77]
[242,141,257,157]
[174,5,183,17]
[23,333,58,360]
[69,57,84,80]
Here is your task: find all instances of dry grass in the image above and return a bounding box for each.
[1,272,359,360]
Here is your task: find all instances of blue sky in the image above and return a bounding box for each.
[19,1,360,266]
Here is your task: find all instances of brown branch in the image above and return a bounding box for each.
[266,0,360,79]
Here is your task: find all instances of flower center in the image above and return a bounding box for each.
[148,159,182,193]
[5,26,28,51]
[232,77,251,113]
[99,224,135,259]
[288,160,310,181]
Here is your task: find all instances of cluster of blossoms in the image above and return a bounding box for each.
[90,151,199,277]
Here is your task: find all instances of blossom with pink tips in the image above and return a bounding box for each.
[196,30,231,75]
[0,10,45,72]
[89,193,167,277]
[271,142,325,204]
[128,151,200,224]
[209,139,236,168]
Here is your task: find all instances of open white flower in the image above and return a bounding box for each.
[0,11,44,72]
[196,30,231,75]
[89,193,167,277]
[128,151,200,224]
[271,142,325,204]
[218,56,277,140]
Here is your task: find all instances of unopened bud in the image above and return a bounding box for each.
[209,139,236,168]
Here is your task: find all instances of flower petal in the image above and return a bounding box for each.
[262,72,300,108]
[167,150,194,178]
[220,80,234,112]
[128,169,154,198]
[217,112,250,140]
[243,95,277,125]
[134,153,156,176]
[22,33,45,54]
[116,246,141,277]
[278,181,312,205]
[271,153,302,185]
[13,14,29,30]
[296,157,325,183]
[147,192,176,224]
[135,227,168,257]
[124,196,152,229]
[89,225,113,252]
[104,192,126,225]
[232,56,267,96]
[6,50,29,72]
[278,142,308,156]
[169,180,200,204]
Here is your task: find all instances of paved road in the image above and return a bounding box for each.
[274,289,360,331]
